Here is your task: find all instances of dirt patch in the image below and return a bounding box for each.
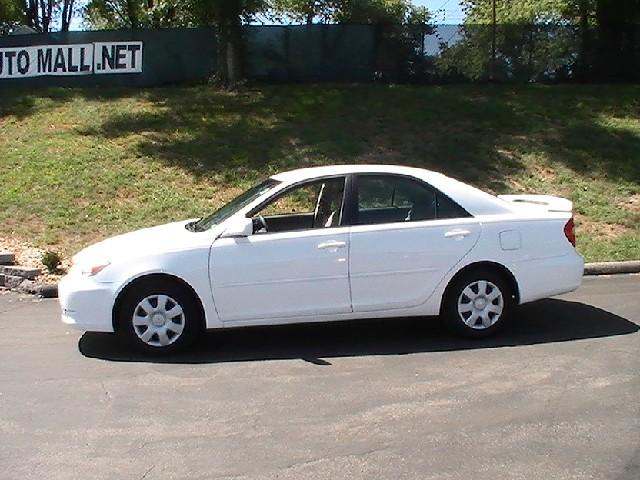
[354,144,402,165]
[506,175,566,197]
[534,164,557,182]
[574,214,632,239]
[619,194,640,213]
[48,123,79,131]
[495,147,520,163]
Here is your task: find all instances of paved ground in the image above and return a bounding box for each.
[0,275,638,480]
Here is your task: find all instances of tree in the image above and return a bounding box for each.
[268,0,427,25]
[2,0,78,33]
[186,0,266,86]
[84,0,189,29]
[267,0,431,83]
[461,0,572,23]
[84,0,265,86]
[268,0,338,24]
[60,0,75,31]
[24,0,56,32]
[0,0,24,34]
[594,0,640,80]
[442,0,640,81]
[436,1,600,81]
[334,0,424,24]
[361,2,432,82]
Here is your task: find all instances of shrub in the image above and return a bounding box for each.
[42,251,62,273]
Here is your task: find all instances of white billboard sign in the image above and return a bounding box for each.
[0,41,143,79]
[93,42,143,74]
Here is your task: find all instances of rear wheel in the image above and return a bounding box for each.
[117,278,202,354]
[442,269,514,338]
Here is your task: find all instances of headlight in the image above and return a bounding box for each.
[80,262,111,276]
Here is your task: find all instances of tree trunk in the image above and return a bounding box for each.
[126,0,139,29]
[306,0,314,24]
[61,0,69,31]
[577,0,589,81]
[215,24,228,84]
[61,0,74,32]
[24,0,36,30]
[215,0,244,87]
[490,0,496,81]
[226,18,243,86]
[595,0,640,81]
[43,0,53,32]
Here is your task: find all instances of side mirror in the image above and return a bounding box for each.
[220,217,253,238]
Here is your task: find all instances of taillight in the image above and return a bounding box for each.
[564,217,576,247]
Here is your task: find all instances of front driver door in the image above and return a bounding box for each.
[210,176,352,323]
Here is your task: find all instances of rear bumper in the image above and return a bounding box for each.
[511,251,584,304]
[58,273,115,333]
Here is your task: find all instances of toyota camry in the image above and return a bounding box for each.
[59,165,584,353]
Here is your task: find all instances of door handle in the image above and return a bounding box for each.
[444,229,471,238]
[317,240,347,250]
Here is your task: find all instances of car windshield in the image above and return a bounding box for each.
[191,179,280,231]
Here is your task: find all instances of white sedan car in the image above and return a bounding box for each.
[59,165,584,353]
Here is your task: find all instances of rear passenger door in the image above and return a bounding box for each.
[348,174,481,313]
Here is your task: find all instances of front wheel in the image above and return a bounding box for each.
[117,279,202,354]
[442,270,514,338]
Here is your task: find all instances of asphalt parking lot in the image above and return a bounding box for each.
[0,275,638,480]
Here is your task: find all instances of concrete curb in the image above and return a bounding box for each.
[584,261,640,276]
[0,279,58,298]
[17,280,58,299]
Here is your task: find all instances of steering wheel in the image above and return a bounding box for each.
[254,215,268,233]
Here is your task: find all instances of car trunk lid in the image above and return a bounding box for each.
[498,194,573,213]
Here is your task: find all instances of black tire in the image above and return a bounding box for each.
[442,268,514,338]
[116,277,203,354]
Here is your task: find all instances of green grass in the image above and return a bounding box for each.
[1,84,639,261]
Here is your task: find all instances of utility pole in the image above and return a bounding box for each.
[490,0,496,81]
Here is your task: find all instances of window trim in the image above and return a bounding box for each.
[243,173,472,235]
[352,173,472,226]
[246,174,351,235]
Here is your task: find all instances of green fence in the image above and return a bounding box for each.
[1,24,638,87]
[244,25,375,82]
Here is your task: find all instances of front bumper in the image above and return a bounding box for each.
[58,272,116,333]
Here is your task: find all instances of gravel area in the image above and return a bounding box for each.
[0,237,68,284]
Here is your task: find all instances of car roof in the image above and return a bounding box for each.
[271,164,513,216]
[271,164,438,183]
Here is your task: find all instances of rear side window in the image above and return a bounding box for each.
[437,192,472,219]
[355,175,471,225]
[356,175,436,225]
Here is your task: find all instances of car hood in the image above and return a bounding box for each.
[72,219,219,265]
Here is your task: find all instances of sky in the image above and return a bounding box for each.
[67,0,466,31]
[69,14,84,31]
[414,0,465,24]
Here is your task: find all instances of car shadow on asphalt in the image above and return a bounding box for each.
[78,298,639,365]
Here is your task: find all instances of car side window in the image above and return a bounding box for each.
[260,183,320,217]
[252,177,346,233]
[437,192,472,219]
[355,175,471,225]
[356,175,436,225]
